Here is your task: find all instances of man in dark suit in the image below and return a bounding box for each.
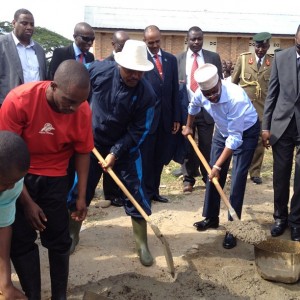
[142,25,181,203]
[102,30,130,206]
[262,25,300,242]
[0,8,47,105]
[176,26,223,193]
[48,22,95,80]
[105,30,130,61]
[48,22,95,255]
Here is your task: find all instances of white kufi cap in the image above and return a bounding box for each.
[194,63,219,90]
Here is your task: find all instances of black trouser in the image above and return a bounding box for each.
[86,147,151,217]
[272,117,300,227]
[11,174,71,299]
[182,113,214,185]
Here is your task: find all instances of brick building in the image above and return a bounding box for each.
[85,5,298,63]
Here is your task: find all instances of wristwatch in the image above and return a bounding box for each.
[110,152,118,160]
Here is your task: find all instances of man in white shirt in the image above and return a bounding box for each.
[0,8,47,105]
[182,63,259,249]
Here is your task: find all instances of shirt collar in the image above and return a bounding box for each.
[148,48,162,58]
[255,54,265,63]
[12,32,34,48]
[187,48,202,58]
[73,42,84,57]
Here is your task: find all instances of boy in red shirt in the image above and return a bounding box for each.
[0,59,94,299]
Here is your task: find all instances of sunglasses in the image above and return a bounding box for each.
[202,82,221,100]
[78,35,95,43]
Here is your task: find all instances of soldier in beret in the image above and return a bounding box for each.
[231,32,273,185]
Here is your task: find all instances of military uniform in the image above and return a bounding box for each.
[231,32,273,181]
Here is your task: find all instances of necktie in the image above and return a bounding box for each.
[257,58,262,70]
[190,53,199,92]
[154,54,163,78]
[79,53,84,63]
[297,57,300,93]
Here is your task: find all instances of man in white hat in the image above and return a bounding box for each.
[182,63,259,249]
[78,40,156,266]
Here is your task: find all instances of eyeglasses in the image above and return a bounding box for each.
[78,35,95,43]
[205,91,220,99]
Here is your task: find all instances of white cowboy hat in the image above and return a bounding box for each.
[114,40,154,72]
[194,63,219,90]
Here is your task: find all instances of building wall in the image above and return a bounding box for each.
[93,29,294,63]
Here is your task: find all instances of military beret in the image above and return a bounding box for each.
[253,32,272,43]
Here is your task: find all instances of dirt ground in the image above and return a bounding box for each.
[10,160,300,300]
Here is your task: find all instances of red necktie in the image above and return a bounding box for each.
[79,53,84,63]
[190,53,199,92]
[154,54,163,78]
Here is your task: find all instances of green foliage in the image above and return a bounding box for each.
[0,21,72,57]
[0,21,11,34]
[34,27,71,56]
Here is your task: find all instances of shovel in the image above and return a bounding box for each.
[92,147,175,277]
[186,134,238,220]
[186,134,268,244]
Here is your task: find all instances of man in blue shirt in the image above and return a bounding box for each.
[0,131,30,299]
[182,63,259,249]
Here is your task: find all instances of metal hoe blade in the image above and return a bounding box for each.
[92,148,175,277]
[186,134,267,245]
[186,134,239,221]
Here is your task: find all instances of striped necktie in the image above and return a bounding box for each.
[257,58,262,70]
[190,53,199,92]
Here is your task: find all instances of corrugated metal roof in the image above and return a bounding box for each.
[84,5,299,36]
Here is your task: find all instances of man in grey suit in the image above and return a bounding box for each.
[262,25,300,241]
[176,26,223,194]
[0,8,47,105]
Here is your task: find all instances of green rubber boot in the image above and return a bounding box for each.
[131,217,153,266]
[69,213,82,254]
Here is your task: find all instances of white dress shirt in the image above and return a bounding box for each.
[186,48,205,101]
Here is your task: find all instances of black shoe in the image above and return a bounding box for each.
[152,195,169,203]
[250,176,262,184]
[223,232,237,249]
[183,183,193,193]
[111,197,124,207]
[270,220,287,237]
[193,217,219,231]
[291,227,300,241]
